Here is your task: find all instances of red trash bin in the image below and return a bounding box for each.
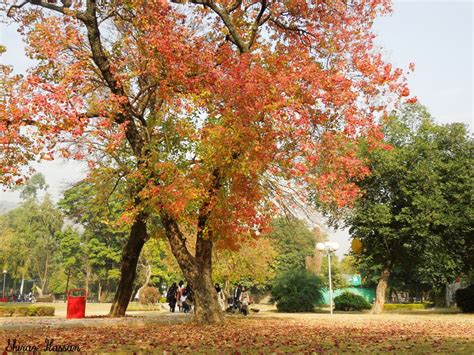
[66,289,86,319]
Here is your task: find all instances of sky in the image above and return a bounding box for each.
[1,0,473,257]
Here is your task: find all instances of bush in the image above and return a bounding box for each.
[36,295,54,302]
[455,285,474,313]
[0,305,55,317]
[383,303,425,311]
[334,292,371,311]
[271,269,323,312]
[138,286,161,305]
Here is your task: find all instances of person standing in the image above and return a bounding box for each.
[232,284,242,309]
[182,284,193,313]
[240,287,250,316]
[177,281,185,312]
[166,283,178,313]
[215,283,226,311]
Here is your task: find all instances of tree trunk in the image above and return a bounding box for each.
[98,279,102,303]
[85,265,90,297]
[139,264,152,291]
[193,236,224,324]
[372,268,390,314]
[20,276,25,295]
[161,212,223,324]
[65,269,71,295]
[224,275,230,300]
[42,254,49,294]
[109,213,148,317]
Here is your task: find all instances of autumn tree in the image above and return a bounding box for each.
[1,0,410,323]
[213,236,277,296]
[346,104,473,313]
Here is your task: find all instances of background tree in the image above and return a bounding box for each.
[0,196,63,296]
[213,236,277,297]
[14,173,48,200]
[320,256,348,290]
[59,179,132,300]
[60,179,174,302]
[346,104,473,313]
[2,0,411,323]
[269,218,317,275]
[56,226,85,294]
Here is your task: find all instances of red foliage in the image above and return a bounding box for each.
[1,0,412,242]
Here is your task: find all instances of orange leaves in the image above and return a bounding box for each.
[1,0,415,248]
[1,316,472,352]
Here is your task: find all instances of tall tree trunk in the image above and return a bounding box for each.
[98,279,102,303]
[85,264,90,297]
[161,212,223,324]
[372,268,390,314]
[109,213,148,317]
[193,236,224,324]
[224,275,230,300]
[20,275,25,295]
[65,268,71,295]
[139,264,152,291]
[42,254,49,294]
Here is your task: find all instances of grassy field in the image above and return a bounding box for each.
[0,305,472,353]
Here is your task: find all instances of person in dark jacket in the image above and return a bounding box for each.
[232,284,242,311]
[166,283,178,312]
[182,285,193,313]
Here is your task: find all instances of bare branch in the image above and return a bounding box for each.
[6,1,28,17]
[248,0,268,48]
[227,0,242,13]
[8,0,87,20]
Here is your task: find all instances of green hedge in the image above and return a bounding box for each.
[383,303,426,311]
[455,285,474,313]
[271,269,323,312]
[0,305,55,317]
[334,292,371,311]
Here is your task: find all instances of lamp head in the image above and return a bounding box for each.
[328,242,340,251]
[316,242,326,251]
[2,270,6,274]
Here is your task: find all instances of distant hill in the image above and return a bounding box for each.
[0,200,18,215]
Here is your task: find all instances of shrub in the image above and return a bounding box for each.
[36,295,54,302]
[138,286,161,305]
[383,303,425,311]
[334,292,371,311]
[0,305,55,317]
[271,269,323,312]
[455,285,474,313]
[35,306,55,316]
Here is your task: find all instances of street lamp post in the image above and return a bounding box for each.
[316,242,339,315]
[2,270,7,300]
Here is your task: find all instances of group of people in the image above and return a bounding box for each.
[166,281,193,313]
[2,289,36,303]
[227,283,251,316]
[166,281,252,316]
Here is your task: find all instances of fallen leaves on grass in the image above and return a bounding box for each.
[0,317,473,353]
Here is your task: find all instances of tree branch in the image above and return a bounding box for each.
[226,0,242,13]
[171,0,249,53]
[248,0,268,48]
[8,0,86,20]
